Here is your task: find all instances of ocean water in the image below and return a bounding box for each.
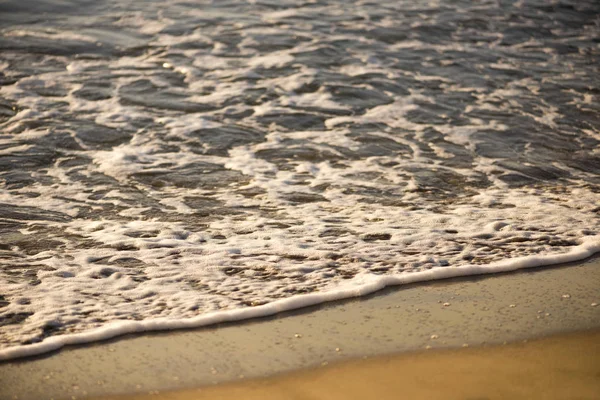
[0,0,599,360]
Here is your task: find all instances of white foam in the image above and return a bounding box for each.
[2,0,599,363]
[2,28,98,43]
[0,237,597,361]
[248,52,295,68]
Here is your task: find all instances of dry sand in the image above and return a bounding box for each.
[97,329,600,400]
[0,257,599,400]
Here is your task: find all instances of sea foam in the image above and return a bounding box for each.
[1,0,599,360]
[1,237,598,361]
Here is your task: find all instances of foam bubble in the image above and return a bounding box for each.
[1,0,599,361]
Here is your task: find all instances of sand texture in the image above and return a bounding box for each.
[97,330,600,400]
[0,258,599,400]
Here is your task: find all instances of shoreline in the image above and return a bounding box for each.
[1,256,599,399]
[1,238,598,362]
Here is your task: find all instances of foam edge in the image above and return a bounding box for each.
[1,236,599,362]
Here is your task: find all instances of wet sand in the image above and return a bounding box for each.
[97,329,600,400]
[0,257,599,400]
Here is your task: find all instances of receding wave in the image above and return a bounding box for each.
[0,0,599,360]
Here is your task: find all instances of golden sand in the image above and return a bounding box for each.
[99,330,600,400]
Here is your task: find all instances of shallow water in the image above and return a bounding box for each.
[0,0,599,356]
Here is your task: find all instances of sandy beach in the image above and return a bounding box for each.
[1,256,599,400]
[1,1,599,399]
[98,329,600,400]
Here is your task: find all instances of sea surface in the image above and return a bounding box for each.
[0,0,599,359]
